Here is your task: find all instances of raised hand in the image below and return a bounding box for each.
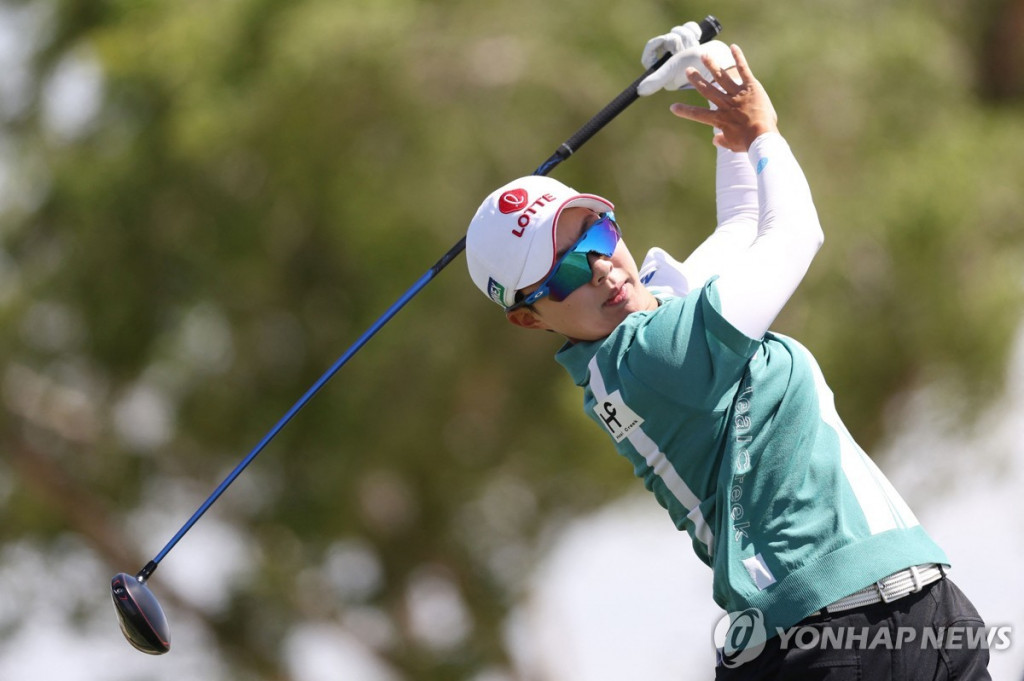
[668,44,779,152]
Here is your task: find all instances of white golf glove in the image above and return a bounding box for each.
[637,39,736,96]
[640,22,705,69]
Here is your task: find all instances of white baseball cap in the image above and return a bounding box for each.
[466,175,614,308]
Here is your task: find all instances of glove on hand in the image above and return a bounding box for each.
[640,22,704,69]
[637,39,736,96]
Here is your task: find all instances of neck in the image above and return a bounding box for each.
[641,287,661,311]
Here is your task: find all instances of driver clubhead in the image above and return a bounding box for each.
[110,572,171,654]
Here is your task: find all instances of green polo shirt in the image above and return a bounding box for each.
[555,280,948,635]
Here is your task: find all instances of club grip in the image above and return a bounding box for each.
[699,15,723,44]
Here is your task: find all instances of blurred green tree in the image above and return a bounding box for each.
[1,0,1021,678]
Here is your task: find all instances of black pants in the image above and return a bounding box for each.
[716,578,991,680]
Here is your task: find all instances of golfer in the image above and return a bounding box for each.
[465,35,991,680]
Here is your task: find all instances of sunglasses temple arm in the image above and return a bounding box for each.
[533,15,722,177]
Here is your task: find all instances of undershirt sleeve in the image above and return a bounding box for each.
[713,133,824,342]
[675,142,760,285]
[644,143,759,298]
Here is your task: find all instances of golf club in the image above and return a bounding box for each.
[111,15,723,654]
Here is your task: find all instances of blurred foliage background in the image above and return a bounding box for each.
[0,0,1021,679]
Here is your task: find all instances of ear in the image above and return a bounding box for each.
[506,306,551,331]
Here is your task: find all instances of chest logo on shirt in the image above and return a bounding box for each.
[594,390,644,443]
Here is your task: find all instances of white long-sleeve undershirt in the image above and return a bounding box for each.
[640,132,823,342]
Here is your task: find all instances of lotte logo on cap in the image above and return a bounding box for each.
[498,189,528,214]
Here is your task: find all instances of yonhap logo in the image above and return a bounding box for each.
[714,608,767,668]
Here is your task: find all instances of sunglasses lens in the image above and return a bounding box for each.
[513,215,621,310]
[546,253,594,302]
[545,217,620,302]
[575,218,619,255]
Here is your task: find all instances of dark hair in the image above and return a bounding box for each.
[513,290,537,312]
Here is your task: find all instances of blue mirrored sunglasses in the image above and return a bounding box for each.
[506,212,621,311]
